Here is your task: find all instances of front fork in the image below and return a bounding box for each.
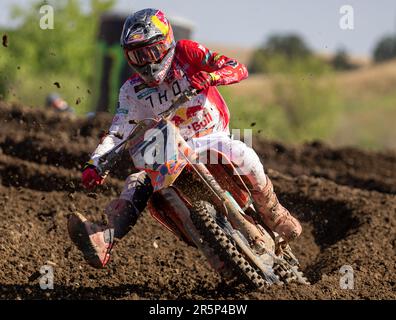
[191,162,273,255]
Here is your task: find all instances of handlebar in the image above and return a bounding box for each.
[159,88,199,118]
[95,87,199,176]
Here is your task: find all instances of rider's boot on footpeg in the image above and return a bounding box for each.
[68,199,140,268]
[250,175,302,242]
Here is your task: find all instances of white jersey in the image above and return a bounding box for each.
[90,74,228,166]
[89,39,251,167]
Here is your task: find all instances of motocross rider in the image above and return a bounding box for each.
[68,8,302,269]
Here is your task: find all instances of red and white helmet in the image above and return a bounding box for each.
[120,8,175,86]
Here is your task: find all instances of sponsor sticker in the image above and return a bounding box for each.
[225,60,238,68]
[134,83,149,93]
[116,108,128,115]
[137,88,158,100]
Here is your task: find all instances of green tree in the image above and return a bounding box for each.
[331,48,358,70]
[0,0,114,109]
[9,0,115,83]
[263,34,311,59]
[373,35,396,63]
[249,33,313,74]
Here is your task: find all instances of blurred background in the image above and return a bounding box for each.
[1,0,396,150]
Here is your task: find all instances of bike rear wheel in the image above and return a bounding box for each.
[190,200,267,290]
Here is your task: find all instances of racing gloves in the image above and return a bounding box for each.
[82,163,104,189]
[190,71,217,91]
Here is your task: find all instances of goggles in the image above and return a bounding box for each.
[126,39,171,66]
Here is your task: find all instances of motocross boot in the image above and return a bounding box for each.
[250,175,302,242]
[68,199,140,268]
[68,172,153,268]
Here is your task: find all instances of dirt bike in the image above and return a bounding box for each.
[96,88,309,289]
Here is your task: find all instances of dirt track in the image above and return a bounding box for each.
[0,101,395,300]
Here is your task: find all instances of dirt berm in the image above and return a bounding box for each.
[0,102,394,299]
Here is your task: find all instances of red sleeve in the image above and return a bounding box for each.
[175,40,248,86]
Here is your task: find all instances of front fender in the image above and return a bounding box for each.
[148,160,188,192]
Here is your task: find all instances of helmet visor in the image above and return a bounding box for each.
[126,40,171,66]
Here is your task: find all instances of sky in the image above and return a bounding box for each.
[1,0,396,57]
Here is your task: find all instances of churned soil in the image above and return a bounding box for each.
[0,102,395,300]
